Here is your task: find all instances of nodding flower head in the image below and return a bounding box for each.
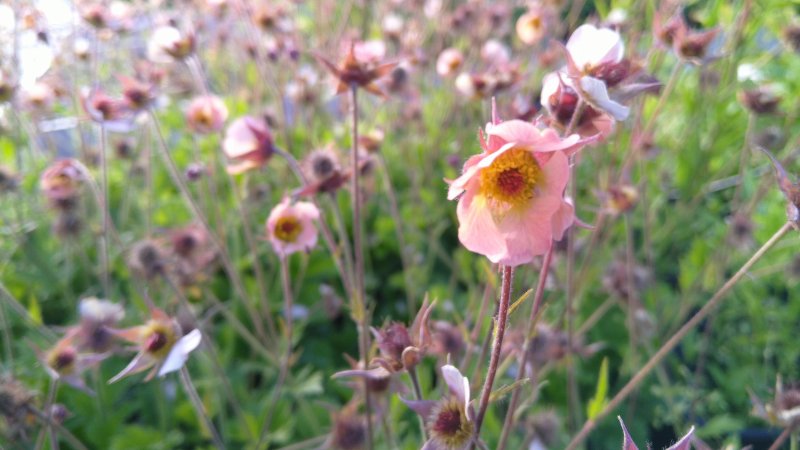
[76,297,124,353]
[222,116,274,174]
[186,95,229,134]
[436,48,464,78]
[266,198,321,258]
[148,26,195,63]
[39,331,102,393]
[516,6,552,46]
[750,375,800,426]
[403,364,474,450]
[298,147,347,195]
[40,159,85,211]
[447,108,593,266]
[109,308,202,383]
[326,401,367,450]
[127,239,167,280]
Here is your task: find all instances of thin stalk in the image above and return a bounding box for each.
[349,85,373,448]
[497,247,554,450]
[97,125,111,297]
[376,154,416,313]
[473,265,515,439]
[565,221,793,450]
[327,193,356,292]
[408,366,429,440]
[149,110,269,343]
[27,405,88,450]
[34,378,59,450]
[768,424,798,450]
[179,367,226,450]
[256,257,296,448]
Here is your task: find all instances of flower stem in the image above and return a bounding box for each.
[408,366,429,440]
[97,125,111,298]
[349,85,374,448]
[497,247,553,450]
[564,221,793,450]
[257,256,296,448]
[149,110,270,344]
[474,265,515,439]
[179,366,226,450]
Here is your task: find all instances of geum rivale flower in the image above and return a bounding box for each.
[619,416,694,450]
[109,308,201,383]
[403,364,474,450]
[447,116,591,266]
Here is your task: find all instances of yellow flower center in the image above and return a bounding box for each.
[142,320,177,359]
[479,148,541,209]
[274,215,303,243]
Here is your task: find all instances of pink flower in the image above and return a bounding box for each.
[222,116,274,174]
[619,417,694,450]
[560,24,630,121]
[38,330,105,393]
[186,95,228,134]
[436,48,464,77]
[109,308,202,383]
[447,115,590,266]
[516,6,551,45]
[540,72,615,139]
[266,198,320,258]
[147,26,194,63]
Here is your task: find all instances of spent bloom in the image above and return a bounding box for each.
[447,109,590,266]
[317,41,397,96]
[266,198,321,258]
[222,116,274,174]
[186,95,229,134]
[40,159,85,210]
[75,297,125,353]
[403,364,474,450]
[619,417,694,450]
[516,5,552,46]
[109,308,202,383]
[39,331,104,393]
[749,376,800,426]
[372,297,434,372]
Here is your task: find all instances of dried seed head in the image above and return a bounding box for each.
[329,411,366,450]
[128,239,167,279]
[375,323,412,369]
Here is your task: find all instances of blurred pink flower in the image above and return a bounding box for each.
[186,95,228,134]
[266,198,320,258]
[147,26,194,63]
[39,330,105,393]
[540,72,615,139]
[222,116,274,174]
[436,48,464,77]
[447,115,590,266]
[516,6,551,45]
[20,81,55,112]
[109,308,201,383]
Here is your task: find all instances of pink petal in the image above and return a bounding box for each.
[456,192,507,263]
[551,198,575,241]
[401,398,437,418]
[158,329,202,377]
[108,352,155,383]
[493,195,561,266]
[567,24,624,71]
[441,364,470,415]
[618,417,639,450]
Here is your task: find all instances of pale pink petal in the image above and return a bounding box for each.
[401,398,437,418]
[540,150,570,196]
[332,366,391,380]
[567,24,624,71]
[578,77,629,121]
[551,199,575,241]
[108,351,155,383]
[493,195,561,266]
[448,153,488,200]
[421,438,445,450]
[488,120,584,153]
[456,192,507,262]
[441,364,469,413]
[158,329,202,377]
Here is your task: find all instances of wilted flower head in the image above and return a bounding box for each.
[436,48,464,78]
[298,147,347,195]
[75,297,125,353]
[317,41,397,96]
[148,26,194,63]
[109,308,202,383]
[119,75,155,111]
[222,116,274,174]
[447,108,591,266]
[40,159,85,210]
[266,198,320,258]
[83,89,136,133]
[403,364,474,450]
[325,401,367,450]
[750,376,800,426]
[602,184,639,215]
[619,417,694,450]
[372,298,434,372]
[654,8,719,63]
[739,86,781,115]
[127,239,167,279]
[186,95,228,134]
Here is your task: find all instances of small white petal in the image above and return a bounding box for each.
[579,77,630,121]
[158,329,202,377]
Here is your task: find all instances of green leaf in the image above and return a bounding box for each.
[28,295,42,326]
[587,357,609,420]
[489,378,530,404]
